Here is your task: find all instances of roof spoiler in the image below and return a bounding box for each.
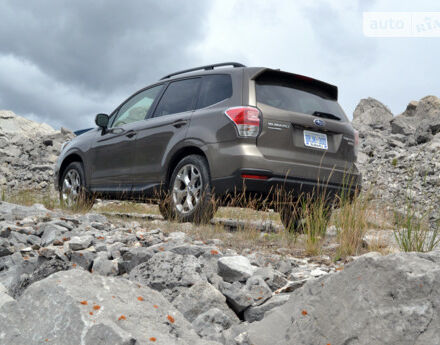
[251,68,338,101]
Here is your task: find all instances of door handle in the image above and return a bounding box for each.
[125,130,136,138]
[172,119,188,128]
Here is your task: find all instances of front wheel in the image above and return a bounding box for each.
[160,155,215,224]
[59,162,94,210]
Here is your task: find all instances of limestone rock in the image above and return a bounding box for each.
[0,269,219,345]
[248,252,440,345]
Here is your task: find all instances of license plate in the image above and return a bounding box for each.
[304,130,328,150]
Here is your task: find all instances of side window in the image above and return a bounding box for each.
[196,74,232,109]
[112,85,163,128]
[154,78,200,117]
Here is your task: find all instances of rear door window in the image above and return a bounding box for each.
[256,77,347,122]
[154,78,200,117]
[196,74,232,109]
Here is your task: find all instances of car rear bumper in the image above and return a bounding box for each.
[211,168,361,203]
[205,141,361,201]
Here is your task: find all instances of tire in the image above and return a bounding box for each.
[160,155,215,224]
[279,203,332,233]
[59,162,94,210]
[279,204,303,233]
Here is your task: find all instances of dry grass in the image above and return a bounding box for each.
[1,185,413,259]
[332,191,371,259]
[93,200,160,215]
[1,188,59,210]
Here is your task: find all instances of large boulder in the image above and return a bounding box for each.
[391,95,440,143]
[247,251,440,345]
[352,97,393,131]
[0,110,74,191]
[0,269,219,345]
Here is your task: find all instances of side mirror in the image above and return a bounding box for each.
[95,113,109,129]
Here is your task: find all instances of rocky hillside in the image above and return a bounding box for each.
[0,110,74,191]
[0,201,439,344]
[353,95,440,224]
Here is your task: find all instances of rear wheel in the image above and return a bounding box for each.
[279,205,303,233]
[160,155,215,224]
[59,162,94,210]
[279,202,332,233]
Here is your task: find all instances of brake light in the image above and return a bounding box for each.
[241,174,268,180]
[224,106,260,137]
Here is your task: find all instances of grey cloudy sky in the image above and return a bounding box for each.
[0,0,439,130]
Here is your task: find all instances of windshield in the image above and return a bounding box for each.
[256,82,348,122]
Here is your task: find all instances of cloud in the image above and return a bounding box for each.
[0,0,211,129]
[0,0,439,129]
[194,0,440,117]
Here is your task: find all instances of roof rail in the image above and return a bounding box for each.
[160,62,246,80]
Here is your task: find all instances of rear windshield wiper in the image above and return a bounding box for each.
[312,111,341,121]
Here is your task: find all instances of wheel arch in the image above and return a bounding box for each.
[58,152,85,190]
[165,145,210,188]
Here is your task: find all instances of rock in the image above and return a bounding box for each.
[92,254,119,276]
[219,278,271,315]
[121,247,154,273]
[218,256,256,283]
[252,267,288,291]
[129,251,204,300]
[248,252,440,345]
[243,294,290,322]
[0,110,74,191]
[173,281,239,323]
[363,229,399,249]
[352,97,393,130]
[39,223,68,246]
[68,235,93,251]
[0,238,13,257]
[3,256,70,298]
[0,269,219,345]
[70,249,96,271]
[0,283,14,308]
[244,276,272,306]
[192,308,234,343]
[170,244,206,257]
[219,281,253,314]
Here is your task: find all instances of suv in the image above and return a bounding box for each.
[55,62,361,229]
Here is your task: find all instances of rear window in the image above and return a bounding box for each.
[196,74,232,109]
[154,78,200,117]
[255,75,347,122]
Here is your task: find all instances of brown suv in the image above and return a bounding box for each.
[54,62,361,229]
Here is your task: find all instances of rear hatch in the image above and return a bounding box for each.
[252,69,357,181]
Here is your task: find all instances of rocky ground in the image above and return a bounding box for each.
[0,201,439,344]
[352,95,440,225]
[0,201,341,344]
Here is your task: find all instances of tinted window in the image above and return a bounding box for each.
[154,78,200,117]
[196,74,232,109]
[112,85,163,128]
[256,82,347,122]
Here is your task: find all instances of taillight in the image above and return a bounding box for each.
[224,106,260,137]
[354,129,359,157]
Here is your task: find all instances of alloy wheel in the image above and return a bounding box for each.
[61,169,81,207]
[172,164,203,214]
